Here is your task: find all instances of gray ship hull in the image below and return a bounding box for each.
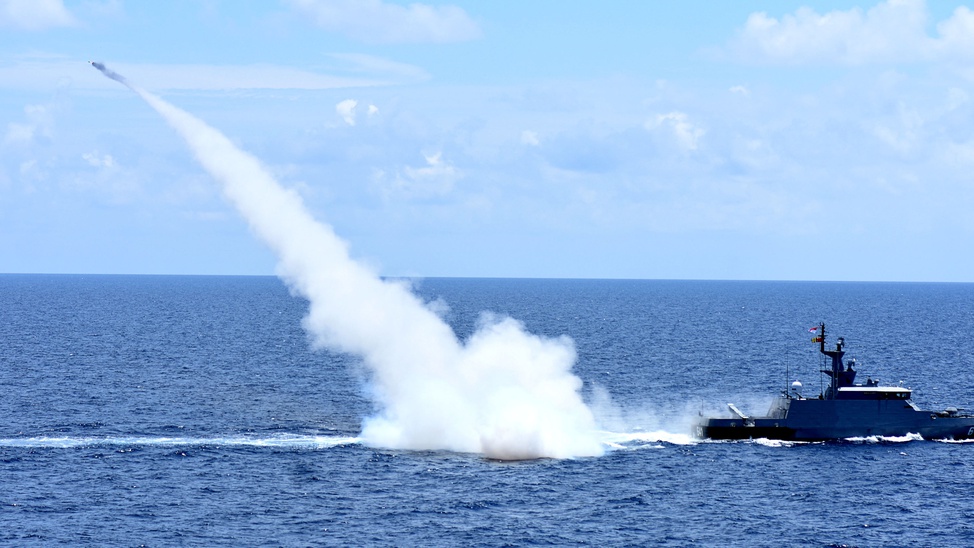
[698,396,974,441]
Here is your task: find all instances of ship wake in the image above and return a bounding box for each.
[0,434,361,450]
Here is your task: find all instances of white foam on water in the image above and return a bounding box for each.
[0,434,361,449]
[599,430,697,451]
[750,438,802,447]
[844,432,924,444]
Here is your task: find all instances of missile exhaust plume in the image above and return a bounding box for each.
[90,61,604,460]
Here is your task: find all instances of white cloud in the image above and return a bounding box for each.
[727,0,974,65]
[334,99,379,126]
[403,151,460,191]
[19,159,37,177]
[729,137,778,171]
[327,53,430,83]
[4,103,53,146]
[82,152,116,169]
[647,112,705,152]
[64,154,141,203]
[14,158,50,190]
[4,122,34,145]
[946,87,969,111]
[336,99,358,125]
[521,130,540,146]
[729,85,750,96]
[112,63,388,91]
[287,0,482,44]
[870,101,925,155]
[82,0,123,19]
[374,151,462,200]
[934,6,974,58]
[942,140,974,166]
[0,0,76,30]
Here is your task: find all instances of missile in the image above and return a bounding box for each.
[88,60,127,86]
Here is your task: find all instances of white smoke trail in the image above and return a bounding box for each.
[91,62,603,460]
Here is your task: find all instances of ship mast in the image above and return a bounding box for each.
[817,323,855,399]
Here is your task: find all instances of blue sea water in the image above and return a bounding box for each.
[2,275,974,546]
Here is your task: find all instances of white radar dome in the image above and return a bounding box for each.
[791,380,803,396]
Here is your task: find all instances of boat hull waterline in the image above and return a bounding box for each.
[699,398,974,441]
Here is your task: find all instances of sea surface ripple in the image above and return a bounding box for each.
[2,275,974,545]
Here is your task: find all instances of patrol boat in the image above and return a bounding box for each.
[697,323,974,441]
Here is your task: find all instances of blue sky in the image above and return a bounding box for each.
[3,0,974,281]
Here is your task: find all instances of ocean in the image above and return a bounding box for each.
[2,275,973,546]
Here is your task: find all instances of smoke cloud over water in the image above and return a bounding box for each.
[91,62,604,460]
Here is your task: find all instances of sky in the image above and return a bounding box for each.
[3,0,974,281]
